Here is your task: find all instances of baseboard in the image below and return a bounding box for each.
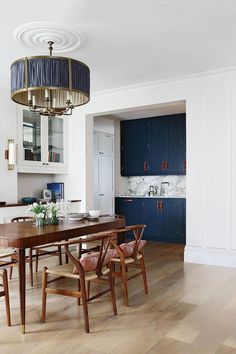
[184,246,236,268]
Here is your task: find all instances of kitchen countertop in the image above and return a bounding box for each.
[116,195,185,199]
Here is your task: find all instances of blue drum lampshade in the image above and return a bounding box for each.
[10,41,90,116]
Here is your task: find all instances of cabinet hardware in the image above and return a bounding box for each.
[184,160,186,172]
[144,161,147,172]
[124,199,133,202]
[161,161,165,171]
[165,160,168,170]
[99,194,104,196]
[159,201,164,211]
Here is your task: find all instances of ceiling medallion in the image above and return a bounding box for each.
[13,22,85,53]
[10,41,90,117]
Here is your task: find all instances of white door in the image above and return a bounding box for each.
[99,134,114,156]
[98,156,113,197]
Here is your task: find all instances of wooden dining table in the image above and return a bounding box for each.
[0,215,125,334]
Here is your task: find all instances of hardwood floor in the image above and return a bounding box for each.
[1,242,236,353]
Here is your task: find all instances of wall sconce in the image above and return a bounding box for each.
[5,139,16,170]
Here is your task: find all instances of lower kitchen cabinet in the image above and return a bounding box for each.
[115,197,186,243]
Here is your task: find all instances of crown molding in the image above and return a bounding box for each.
[92,66,236,98]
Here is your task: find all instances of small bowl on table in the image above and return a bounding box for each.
[87,210,101,220]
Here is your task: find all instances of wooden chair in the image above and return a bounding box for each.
[11,217,62,286]
[110,224,148,306]
[0,268,11,326]
[41,231,117,333]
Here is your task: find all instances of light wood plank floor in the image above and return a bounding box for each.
[1,243,236,353]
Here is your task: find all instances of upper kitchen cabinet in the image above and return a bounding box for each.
[17,108,68,174]
[167,114,186,175]
[148,116,168,175]
[121,119,148,176]
[120,113,186,176]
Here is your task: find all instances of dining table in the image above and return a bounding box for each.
[0,215,125,334]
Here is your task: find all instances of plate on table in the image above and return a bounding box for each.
[66,213,88,221]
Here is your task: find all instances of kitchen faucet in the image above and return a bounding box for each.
[160,182,169,196]
[148,185,158,196]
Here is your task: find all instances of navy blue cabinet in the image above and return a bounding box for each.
[167,115,186,175]
[121,113,186,176]
[147,117,168,175]
[121,119,148,176]
[115,197,186,244]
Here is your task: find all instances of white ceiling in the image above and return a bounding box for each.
[1,0,236,92]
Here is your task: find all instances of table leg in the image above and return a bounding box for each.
[18,249,26,334]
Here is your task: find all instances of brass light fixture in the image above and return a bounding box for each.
[10,41,90,117]
[5,139,16,170]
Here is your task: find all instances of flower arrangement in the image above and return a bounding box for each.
[47,202,60,225]
[27,202,59,226]
[27,203,49,226]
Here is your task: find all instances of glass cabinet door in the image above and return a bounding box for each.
[48,117,64,163]
[23,110,41,162]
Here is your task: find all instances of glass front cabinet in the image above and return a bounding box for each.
[17,108,68,173]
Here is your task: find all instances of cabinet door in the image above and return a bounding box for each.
[99,197,114,214]
[162,199,185,243]
[98,156,113,197]
[167,114,186,175]
[143,199,164,240]
[115,198,144,226]
[99,134,114,156]
[47,117,66,168]
[121,119,148,176]
[148,117,168,175]
[18,109,43,166]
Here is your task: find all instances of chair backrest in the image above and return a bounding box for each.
[11,216,34,223]
[111,224,146,259]
[54,231,116,277]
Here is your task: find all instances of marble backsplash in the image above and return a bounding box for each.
[127,176,186,197]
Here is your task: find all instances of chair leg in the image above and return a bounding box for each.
[29,248,34,287]
[87,281,90,299]
[140,253,148,294]
[41,267,48,323]
[77,279,81,305]
[120,263,129,306]
[58,246,62,265]
[2,269,11,326]
[80,279,89,333]
[110,262,116,286]
[35,249,39,273]
[9,262,13,280]
[108,271,117,315]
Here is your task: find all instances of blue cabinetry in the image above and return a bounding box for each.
[115,197,186,244]
[121,119,148,176]
[121,113,186,176]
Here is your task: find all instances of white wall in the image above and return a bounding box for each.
[17,173,54,200]
[65,69,236,267]
[0,79,18,203]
